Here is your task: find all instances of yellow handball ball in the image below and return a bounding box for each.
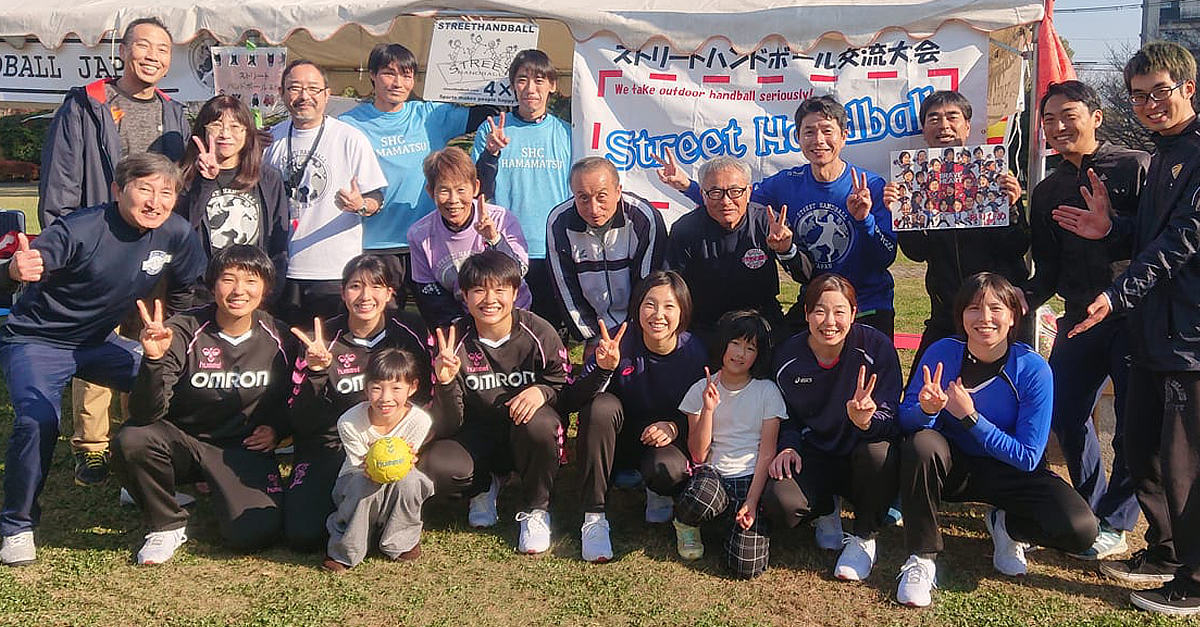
[364,436,414,483]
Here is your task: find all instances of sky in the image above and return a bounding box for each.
[1052,0,1144,67]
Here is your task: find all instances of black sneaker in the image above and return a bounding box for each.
[74,450,110,486]
[1100,548,1176,584]
[1131,582,1200,616]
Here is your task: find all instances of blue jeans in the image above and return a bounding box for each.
[1049,315,1139,531]
[0,336,141,536]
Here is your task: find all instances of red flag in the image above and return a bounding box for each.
[1038,0,1077,98]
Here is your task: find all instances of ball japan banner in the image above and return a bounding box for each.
[572,24,989,224]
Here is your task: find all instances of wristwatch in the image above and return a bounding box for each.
[958,411,979,431]
[356,203,370,217]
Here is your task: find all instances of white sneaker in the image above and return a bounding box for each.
[897,554,938,607]
[119,488,196,508]
[645,488,674,524]
[814,496,843,550]
[985,508,1028,576]
[516,509,551,554]
[0,531,36,566]
[468,475,500,528]
[672,519,704,560]
[834,534,877,581]
[136,527,188,565]
[581,513,613,563]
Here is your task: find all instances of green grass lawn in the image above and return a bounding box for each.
[0,183,1191,626]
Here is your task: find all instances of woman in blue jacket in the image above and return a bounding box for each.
[894,272,1097,607]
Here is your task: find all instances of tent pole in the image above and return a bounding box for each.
[1026,21,1046,190]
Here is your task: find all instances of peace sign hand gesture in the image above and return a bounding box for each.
[653,148,691,192]
[290,317,333,371]
[765,204,793,253]
[474,193,500,244]
[192,135,220,180]
[137,299,174,361]
[846,365,878,430]
[594,321,627,371]
[433,327,462,384]
[918,363,949,415]
[847,168,874,221]
[484,113,510,155]
[1052,168,1113,241]
[701,367,721,413]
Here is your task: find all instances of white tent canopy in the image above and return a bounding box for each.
[3,0,1043,52]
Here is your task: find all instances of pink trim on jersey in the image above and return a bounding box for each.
[184,320,212,356]
[518,321,547,369]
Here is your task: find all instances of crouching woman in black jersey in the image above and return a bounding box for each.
[113,245,293,565]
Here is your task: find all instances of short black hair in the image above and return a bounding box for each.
[365,347,422,385]
[122,17,172,45]
[794,95,847,131]
[1040,79,1103,114]
[342,253,399,289]
[457,249,522,293]
[712,310,774,379]
[368,43,418,76]
[115,152,183,192]
[920,90,973,123]
[631,270,693,334]
[1124,41,1198,91]
[205,244,275,293]
[508,49,557,86]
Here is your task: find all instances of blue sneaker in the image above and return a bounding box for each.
[612,469,643,489]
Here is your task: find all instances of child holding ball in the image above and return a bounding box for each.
[673,310,787,579]
[323,348,435,572]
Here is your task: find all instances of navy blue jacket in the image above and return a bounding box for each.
[1104,117,1200,371]
[773,324,902,457]
[1,204,206,348]
[37,79,189,228]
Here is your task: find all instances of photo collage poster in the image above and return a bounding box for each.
[889,144,1010,231]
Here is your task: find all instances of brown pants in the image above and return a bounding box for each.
[70,379,119,453]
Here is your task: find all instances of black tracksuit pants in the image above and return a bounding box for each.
[282,440,345,551]
[1123,366,1200,593]
[900,428,1097,557]
[576,392,692,513]
[418,405,563,511]
[112,420,283,551]
[763,439,899,539]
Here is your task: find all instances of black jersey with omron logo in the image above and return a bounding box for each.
[287,313,432,449]
[126,305,294,445]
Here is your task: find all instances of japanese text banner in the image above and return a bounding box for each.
[572,24,989,224]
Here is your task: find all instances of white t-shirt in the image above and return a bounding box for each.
[336,401,433,476]
[680,377,787,479]
[265,116,388,280]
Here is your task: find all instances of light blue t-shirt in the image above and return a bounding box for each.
[471,113,572,259]
[341,101,469,249]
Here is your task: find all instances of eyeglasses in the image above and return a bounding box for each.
[1128,82,1186,106]
[284,85,329,97]
[203,121,247,136]
[703,186,748,201]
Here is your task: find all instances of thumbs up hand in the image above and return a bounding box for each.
[336,177,365,214]
[8,233,42,283]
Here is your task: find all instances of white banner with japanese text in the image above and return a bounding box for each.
[0,37,215,104]
[572,23,989,223]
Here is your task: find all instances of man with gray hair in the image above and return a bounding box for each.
[665,155,811,341]
[546,157,667,342]
[0,153,206,566]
